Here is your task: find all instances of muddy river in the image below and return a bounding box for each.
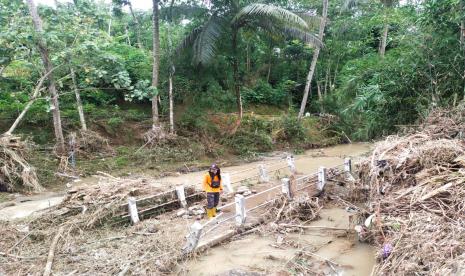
[184,207,376,276]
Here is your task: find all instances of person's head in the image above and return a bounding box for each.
[208,164,221,179]
[209,164,219,174]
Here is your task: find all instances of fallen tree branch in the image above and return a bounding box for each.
[43,226,65,276]
[4,65,61,136]
[0,251,40,260]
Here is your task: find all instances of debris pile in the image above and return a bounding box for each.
[267,195,321,224]
[69,130,115,157]
[0,213,190,275]
[356,108,465,275]
[0,135,42,192]
[176,204,205,219]
[33,176,200,229]
[1,175,204,275]
[235,185,256,196]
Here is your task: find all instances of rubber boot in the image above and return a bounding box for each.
[212,208,217,217]
[206,208,214,219]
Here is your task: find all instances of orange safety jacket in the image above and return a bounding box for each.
[202,173,223,193]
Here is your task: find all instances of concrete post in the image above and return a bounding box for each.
[176,185,187,208]
[344,158,352,173]
[258,164,269,183]
[281,178,291,199]
[286,155,296,174]
[235,194,246,226]
[183,221,203,253]
[223,173,233,194]
[317,167,326,191]
[127,197,140,224]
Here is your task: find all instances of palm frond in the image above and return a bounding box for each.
[233,3,308,30]
[192,15,225,65]
[175,27,202,56]
[282,27,323,48]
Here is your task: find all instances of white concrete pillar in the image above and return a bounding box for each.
[287,155,296,174]
[235,194,246,226]
[127,197,140,225]
[281,178,291,198]
[344,158,352,173]
[223,173,233,194]
[183,221,203,253]
[176,185,187,208]
[258,164,269,183]
[317,167,326,191]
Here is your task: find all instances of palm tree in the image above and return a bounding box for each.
[177,2,322,122]
[152,0,161,130]
[298,0,329,119]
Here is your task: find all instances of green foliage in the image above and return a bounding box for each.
[225,129,274,156]
[107,117,124,130]
[277,113,306,143]
[243,81,287,106]
[3,0,465,153]
[177,108,217,134]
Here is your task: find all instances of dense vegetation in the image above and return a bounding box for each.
[1,0,465,183]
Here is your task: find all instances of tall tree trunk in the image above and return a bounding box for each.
[70,66,87,131]
[246,43,250,74]
[461,0,465,100]
[167,0,175,134]
[324,60,330,96]
[151,0,160,129]
[127,0,143,49]
[26,0,65,154]
[379,21,389,57]
[298,0,328,119]
[125,24,131,45]
[232,30,243,120]
[168,71,174,133]
[266,40,273,83]
[108,2,112,36]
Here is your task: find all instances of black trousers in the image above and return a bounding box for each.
[207,192,220,209]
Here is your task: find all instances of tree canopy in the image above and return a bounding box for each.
[1,0,465,142]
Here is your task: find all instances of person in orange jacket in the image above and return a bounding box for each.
[203,164,223,218]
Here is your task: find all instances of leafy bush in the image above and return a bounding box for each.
[273,113,306,143]
[224,129,273,156]
[107,117,123,130]
[192,80,236,112]
[242,80,287,106]
[177,108,218,134]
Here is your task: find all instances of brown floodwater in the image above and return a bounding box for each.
[183,207,376,276]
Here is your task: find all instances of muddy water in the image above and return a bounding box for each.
[161,143,371,187]
[0,143,371,221]
[0,195,63,220]
[184,208,376,276]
